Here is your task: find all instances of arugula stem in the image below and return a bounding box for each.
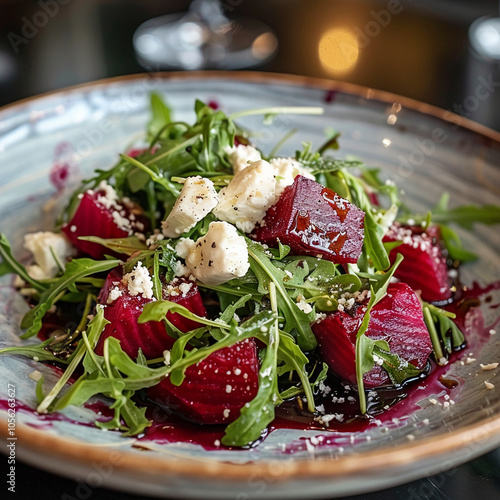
[74,293,94,337]
[145,135,200,166]
[37,339,88,414]
[423,305,445,363]
[81,331,106,377]
[268,128,298,157]
[355,335,367,414]
[228,107,324,120]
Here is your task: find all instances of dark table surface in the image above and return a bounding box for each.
[2,1,500,499]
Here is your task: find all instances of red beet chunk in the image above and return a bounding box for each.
[383,223,451,303]
[312,283,432,388]
[95,271,207,359]
[252,176,365,263]
[148,338,259,424]
[62,189,148,260]
[162,278,207,333]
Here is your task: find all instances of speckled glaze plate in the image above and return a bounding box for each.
[1,72,500,499]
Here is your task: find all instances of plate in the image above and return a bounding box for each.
[1,72,500,499]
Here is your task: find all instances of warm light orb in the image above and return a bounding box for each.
[318,28,359,73]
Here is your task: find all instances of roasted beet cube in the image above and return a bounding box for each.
[62,187,148,260]
[312,283,432,388]
[147,338,259,424]
[251,176,365,263]
[95,270,207,359]
[162,278,207,333]
[383,223,451,303]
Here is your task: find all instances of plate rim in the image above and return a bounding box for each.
[1,70,500,485]
[1,70,500,145]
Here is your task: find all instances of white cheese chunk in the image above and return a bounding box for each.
[162,176,218,238]
[269,157,315,198]
[185,221,249,286]
[175,237,196,259]
[213,160,278,233]
[224,144,262,174]
[24,231,75,279]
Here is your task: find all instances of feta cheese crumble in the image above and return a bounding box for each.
[122,261,154,299]
[185,221,250,286]
[162,176,218,237]
[24,231,75,279]
[224,144,262,174]
[175,237,196,259]
[269,157,315,198]
[213,160,278,233]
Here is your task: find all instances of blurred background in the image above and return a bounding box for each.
[1,0,500,130]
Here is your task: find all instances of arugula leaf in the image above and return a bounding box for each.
[372,346,421,386]
[20,258,120,339]
[0,338,69,364]
[432,193,500,229]
[354,254,404,413]
[78,236,148,256]
[222,332,280,446]
[342,171,391,271]
[0,234,46,292]
[168,310,276,386]
[148,92,172,140]
[139,300,230,331]
[438,225,478,263]
[121,155,181,197]
[247,240,317,351]
[423,302,465,361]
[38,306,109,413]
[302,158,363,175]
[222,282,282,446]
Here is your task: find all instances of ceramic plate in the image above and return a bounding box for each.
[1,72,500,499]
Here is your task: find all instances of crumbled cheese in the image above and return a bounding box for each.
[178,281,193,297]
[162,176,218,237]
[173,260,190,278]
[95,180,120,210]
[122,261,154,299]
[224,144,262,174]
[490,329,497,335]
[480,363,499,371]
[223,408,231,419]
[185,221,250,286]
[108,286,123,303]
[24,231,75,279]
[175,237,196,259]
[297,298,313,314]
[465,357,476,364]
[485,381,495,390]
[269,157,315,197]
[213,160,278,233]
[226,384,232,393]
[112,210,133,234]
[146,230,165,247]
